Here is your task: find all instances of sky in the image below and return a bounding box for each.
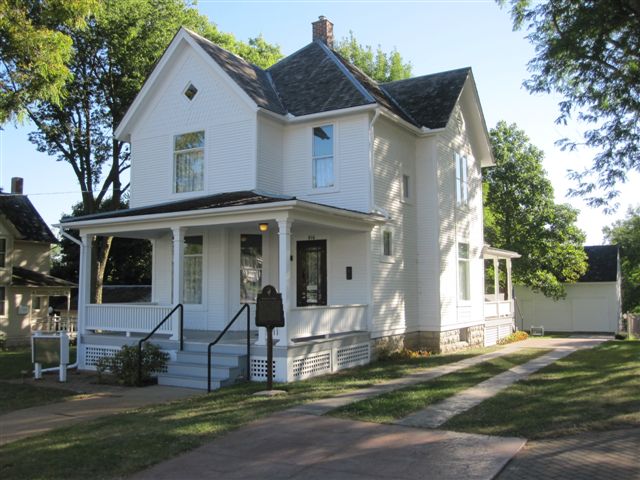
[0,0,637,244]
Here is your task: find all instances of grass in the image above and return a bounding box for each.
[443,340,640,439]
[0,347,80,414]
[0,347,492,479]
[330,348,550,423]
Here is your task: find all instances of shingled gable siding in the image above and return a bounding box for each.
[282,113,370,213]
[128,45,257,209]
[371,117,419,338]
[437,102,485,332]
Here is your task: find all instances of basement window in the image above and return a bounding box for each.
[184,83,198,101]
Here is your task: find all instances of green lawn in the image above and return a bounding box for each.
[0,347,77,380]
[443,340,640,439]
[330,348,550,423]
[0,347,491,480]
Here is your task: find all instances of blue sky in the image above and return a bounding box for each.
[0,0,636,243]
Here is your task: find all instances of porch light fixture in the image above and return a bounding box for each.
[259,223,269,232]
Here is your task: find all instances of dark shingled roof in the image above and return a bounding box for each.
[381,68,471,129]
[61,191,295,222]
[580,245,619,283]
[0,194,57,243]
[12,267,76,288]
[183,30,470,129]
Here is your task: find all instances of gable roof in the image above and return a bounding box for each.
[116,27,481,139]
[0,194,57,243]
[579,245,619,283]
[12,267,75,288]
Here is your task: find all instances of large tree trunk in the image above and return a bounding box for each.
[90,236,113,304]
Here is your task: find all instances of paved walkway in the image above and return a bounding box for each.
[497,428,640,480]
[131,411,526,480]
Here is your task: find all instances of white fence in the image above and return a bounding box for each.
[287,304,368,340]
[484,300,514,319]
[85,304,177,337]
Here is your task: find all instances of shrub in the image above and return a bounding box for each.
[96,343,168,386]
[0,331,6,350]
[497,330,529,345]
[384,348,431,361]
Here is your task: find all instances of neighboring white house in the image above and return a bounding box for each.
[516,245,621,333]
[60,17,518,388]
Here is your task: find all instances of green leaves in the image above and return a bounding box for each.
[484,121,587,299]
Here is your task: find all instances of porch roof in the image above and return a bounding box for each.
[482,245,521,260]
[58,190,383,230]
[12,267,76,288]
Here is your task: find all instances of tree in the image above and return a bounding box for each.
[603,207,640,313]
[23,0,282,302]
[498,0,640,210]
[335,31,412,82]
[0,0,97,123]
[484,121,588,299]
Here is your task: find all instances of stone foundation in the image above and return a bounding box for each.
[372,325,485,356]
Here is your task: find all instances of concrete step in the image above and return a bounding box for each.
[174,351,245,367]
[166,362,244,379]
[157,373,229,390]
[181,342,249,355]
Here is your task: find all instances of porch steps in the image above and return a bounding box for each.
[157,343,248,391]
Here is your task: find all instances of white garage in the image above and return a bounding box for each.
[515,245,621,333]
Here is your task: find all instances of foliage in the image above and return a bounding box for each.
[497,330,529,345]
[0,331,5,350]
[380,348,431,361]
[0,0,97,123]
[52,200,152,285]
[484,121,588,298]
[22,0,281,302]
[498,0,640,210]
[335,31,412,82]
[95,343,168,386]
[603,206,640,312]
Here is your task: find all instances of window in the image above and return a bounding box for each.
[297,240,327,306]
[382,229,393,257]
[402,174,410,201]
[33,296,41,310]
[183,236,203,304]
[184,83,198,101]
[174,131,204,193]
[312,125,334,188]
[458,242,470,301]
[240,234,262,303]
[0,238,5,267]
[0,287,5,316]
[455,153,469,206]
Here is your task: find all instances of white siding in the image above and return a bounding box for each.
[371,118,418,337]
[436,102,485,331]
[129,45,257,208]
[256,117,284,194]
[282,114,371,212]
[151,234,172,304]
[515,283,620,333]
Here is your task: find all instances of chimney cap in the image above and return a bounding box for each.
[312,15,334,48]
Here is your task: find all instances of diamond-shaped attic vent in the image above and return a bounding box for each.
[184,83,198,100]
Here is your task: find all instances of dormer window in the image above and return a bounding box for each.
[174,131,204,193]
[312,125,334,188]
[184,83,198,101]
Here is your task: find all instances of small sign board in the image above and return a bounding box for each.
[32,335,69,364]
[255,285,285,328]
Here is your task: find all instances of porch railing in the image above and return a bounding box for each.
[484,300,514,319]
[288,304,368,340]
[85,304,179,338]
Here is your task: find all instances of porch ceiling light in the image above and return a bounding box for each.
[259,223,269,232]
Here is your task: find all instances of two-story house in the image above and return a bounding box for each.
[0,178,75,346]
[60,18,518,389]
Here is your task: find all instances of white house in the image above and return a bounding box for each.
[60,17,517,389]
[516,245,621,333]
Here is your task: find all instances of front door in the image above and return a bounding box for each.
[296,240,327,307]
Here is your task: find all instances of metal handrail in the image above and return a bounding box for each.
[137,304,183,386]
[207,304,250,393]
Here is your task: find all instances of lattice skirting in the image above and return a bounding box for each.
[336,343,370,370]
[292,351,331,380]
[83,344,120,370]
[250,358,279,381]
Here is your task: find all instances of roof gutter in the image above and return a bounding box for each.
[259,103,377,124]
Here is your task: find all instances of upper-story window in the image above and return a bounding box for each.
[312,125,334,188]
[455,153,469,206]
[0,238,5,267]
[174,131,204,193]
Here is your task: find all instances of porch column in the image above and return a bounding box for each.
[277,218,292,346]
[77,234,93,335]
[493,258,500,302]
[171,227,185,340]
[506,258,513,300]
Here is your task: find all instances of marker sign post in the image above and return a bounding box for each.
[255,285,285,390]
[32,331,70,382]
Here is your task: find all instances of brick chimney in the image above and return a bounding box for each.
[312,16,334,48]
[11,177,23,195]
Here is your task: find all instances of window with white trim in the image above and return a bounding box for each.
[183,236,203,304]
[0,286,5,316]
[402,174,411,201]
[455,153,469,206]
[174,131,204,193]
[458,242,470,301]
[0,238,5,267]
[382,229,393,258]
[312,125,334,188]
